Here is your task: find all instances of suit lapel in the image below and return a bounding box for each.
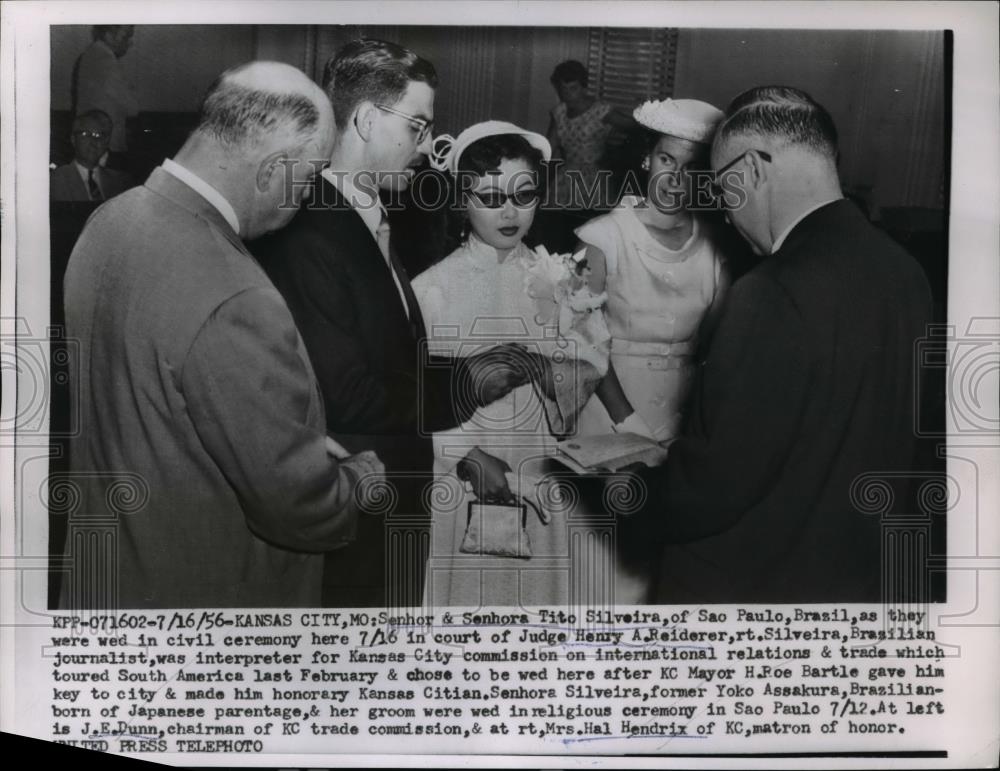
[313,179,426,341]
[72,169,90,201]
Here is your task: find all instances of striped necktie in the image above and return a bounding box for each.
[87,169,103,201]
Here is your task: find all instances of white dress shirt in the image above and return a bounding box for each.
[162,158,241,235]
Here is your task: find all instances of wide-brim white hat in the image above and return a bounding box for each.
[429,120,552,174]
[633,98,724,144]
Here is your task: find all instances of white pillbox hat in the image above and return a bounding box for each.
[633,98,724,144]
[429,120,552,174]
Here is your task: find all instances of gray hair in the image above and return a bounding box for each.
[195,64,321,151]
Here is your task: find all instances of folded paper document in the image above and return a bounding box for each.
[556,433,669,473]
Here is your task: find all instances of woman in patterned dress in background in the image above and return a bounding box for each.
[539,60,634,252]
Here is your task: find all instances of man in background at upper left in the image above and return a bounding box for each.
[74,24,139,169]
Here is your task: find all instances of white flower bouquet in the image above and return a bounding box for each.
[519,244,610,375]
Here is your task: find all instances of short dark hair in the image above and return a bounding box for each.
[73,109,112,133]
[195,65,320,150]
[716,85,838,159]
[550,59,589,88]
[322,39,438,130]
[457,134,545,177]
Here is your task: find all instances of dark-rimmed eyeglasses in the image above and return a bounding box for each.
[710,149,772,207]
[74,130,108,140]
[470,189,542,209]
[374,103,433,145]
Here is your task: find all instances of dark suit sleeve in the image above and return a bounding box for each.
[421,349,482,430]
[180,287,361,552]
[640,273,810,541]
[266,228,475,434]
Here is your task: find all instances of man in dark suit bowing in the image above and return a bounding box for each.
[253,39,530,609]
[616,86,933,604]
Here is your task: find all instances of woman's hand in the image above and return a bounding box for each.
[457,447,515,504]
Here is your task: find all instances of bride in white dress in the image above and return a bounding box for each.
[412,122,617,609]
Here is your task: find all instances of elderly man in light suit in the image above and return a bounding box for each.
[62,61,382,609]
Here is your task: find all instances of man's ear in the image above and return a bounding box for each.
[747,150,770,189]
[256,150,287,193]
[353,102,377,142]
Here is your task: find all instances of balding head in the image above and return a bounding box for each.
[175,61,335,240]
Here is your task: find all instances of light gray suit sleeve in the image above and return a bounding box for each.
[180,286,362,552]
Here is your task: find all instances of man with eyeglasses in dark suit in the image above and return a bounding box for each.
[616,86,933,604]
[253,39,533,609]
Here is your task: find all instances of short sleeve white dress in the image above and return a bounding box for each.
[575,196,726,442]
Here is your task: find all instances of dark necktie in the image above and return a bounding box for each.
[87,169,103,201]
[377,211,425,339]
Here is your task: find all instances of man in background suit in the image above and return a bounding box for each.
[74,25,139,169]
[624,86,933,603]
[254,40,531,608]
[62,61,381,609]
[50,110,133,202]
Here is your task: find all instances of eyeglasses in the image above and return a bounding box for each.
[74,130,108,140]
[470,189,542,209]
[710,149,772,207]
[374,103,433,145]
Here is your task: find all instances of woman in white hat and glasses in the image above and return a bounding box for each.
[574,98,731,601]
[413,121,613,608]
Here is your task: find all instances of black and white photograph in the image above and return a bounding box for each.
[2,1,997,767]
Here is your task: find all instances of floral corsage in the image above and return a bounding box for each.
[520,244,610,374]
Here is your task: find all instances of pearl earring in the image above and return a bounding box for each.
[641,157,650,172]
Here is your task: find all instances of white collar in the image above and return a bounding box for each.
[771,197,842,254]
[462,232,524,268]
[162,158,240,235]
[321,168,385,239]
